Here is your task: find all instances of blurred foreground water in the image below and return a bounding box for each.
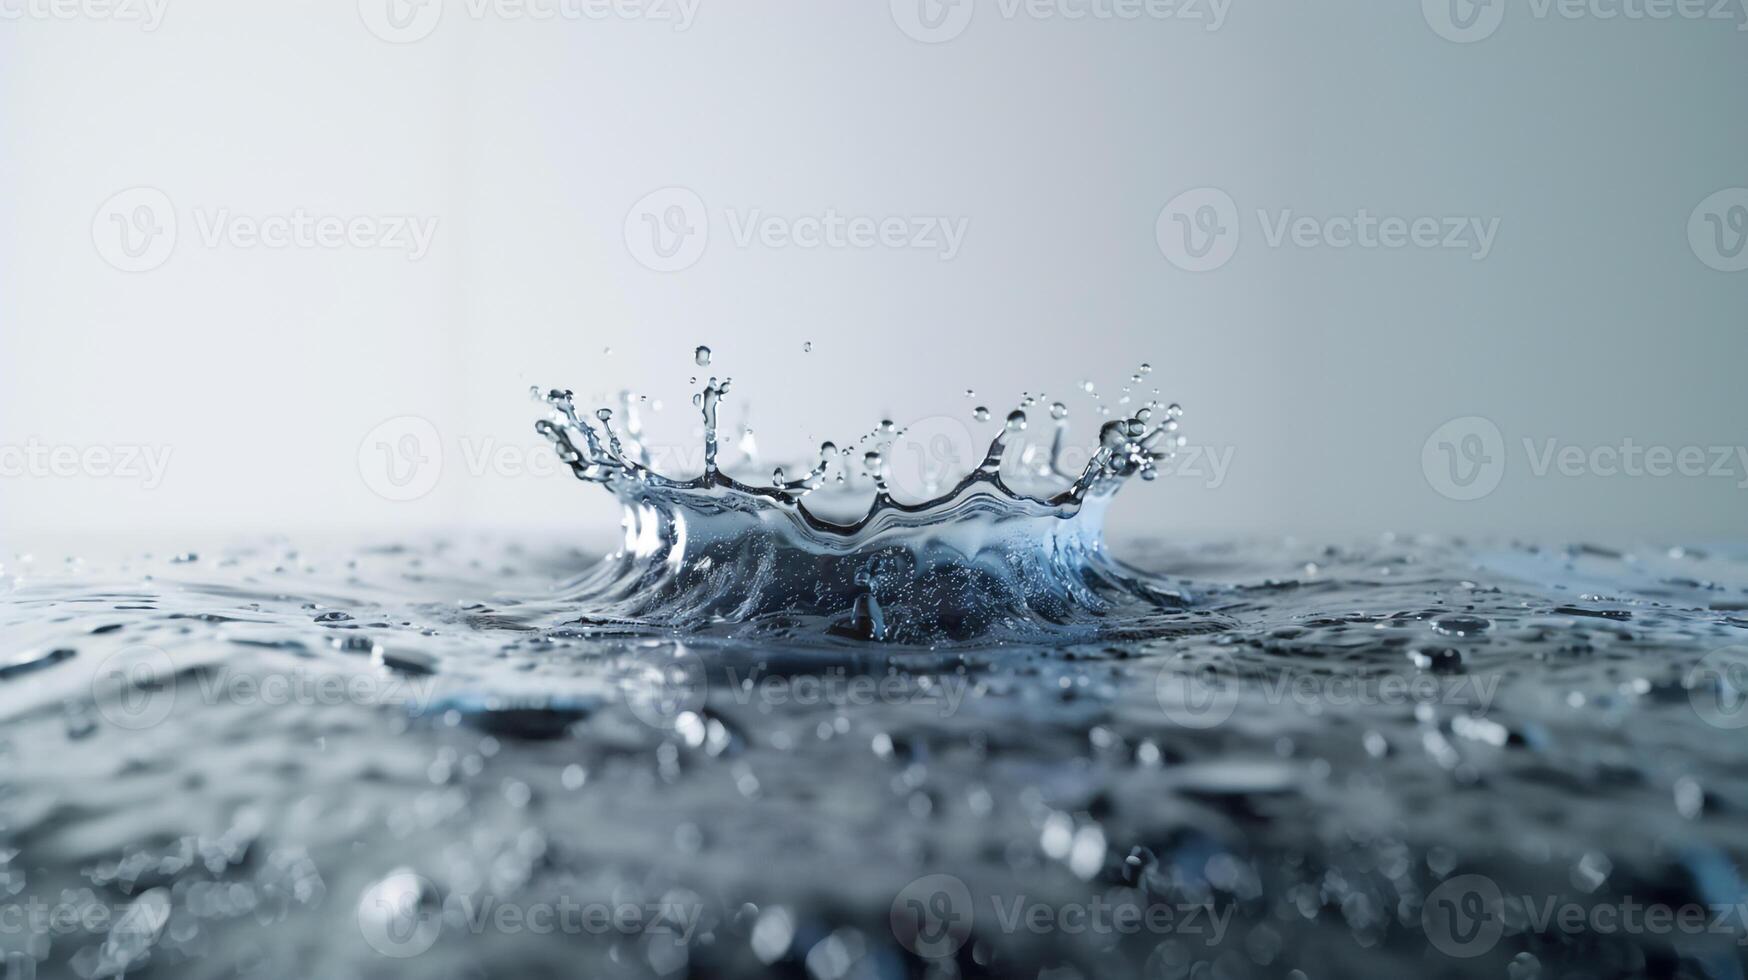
[2,535,1747,978]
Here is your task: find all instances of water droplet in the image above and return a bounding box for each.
[595,408,613,422]
[802,341,813,353]
[1006,410,1027,432]
[973,406,990,422]
[1081,380,1095,393]
[1050,402,1068,421]
[694,346,712,367]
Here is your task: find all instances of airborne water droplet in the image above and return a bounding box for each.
[1050,402,1068,421]
[695,346,712,367]
[973,406,990,422]
[802,342,813,353]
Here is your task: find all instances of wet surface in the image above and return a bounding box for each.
[2,536,1747,978]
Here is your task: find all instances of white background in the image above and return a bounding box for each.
[3,1,1746,551]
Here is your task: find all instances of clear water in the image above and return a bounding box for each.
[4,535,1748,978]
[3,368,1747,977]
[527,364,1193,645]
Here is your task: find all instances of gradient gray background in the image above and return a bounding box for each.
[2,1,1745,551]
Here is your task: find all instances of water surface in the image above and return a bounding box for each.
[2,535,1745,978]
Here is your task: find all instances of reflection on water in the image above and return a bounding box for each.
[2,536,1747,977]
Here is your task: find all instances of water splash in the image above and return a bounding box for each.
[533,351,1210,645]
